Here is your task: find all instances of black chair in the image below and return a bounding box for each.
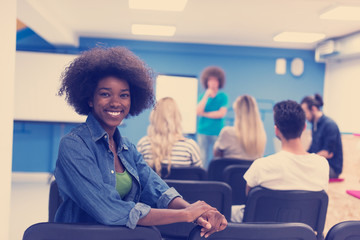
[188,222,317,240]
[325,221,360,240]
[49,180,62,222]
[32,181,161,240]
[161,166,207,180]
[208,158,252,181]
[158,179,232,240]
[222,164,251,205]
[23,222,162,240]
[243,186,328,240]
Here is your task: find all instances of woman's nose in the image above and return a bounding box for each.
[109,97,122,108]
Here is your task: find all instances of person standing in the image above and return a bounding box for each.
[196,66,228,169]
[301,93,343,178]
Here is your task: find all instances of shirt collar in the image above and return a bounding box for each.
[86,113,129,151]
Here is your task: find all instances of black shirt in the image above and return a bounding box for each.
[308,115,343,174]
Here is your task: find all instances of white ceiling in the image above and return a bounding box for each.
[17,0,360,50]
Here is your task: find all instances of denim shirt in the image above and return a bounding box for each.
[54,113,181,229]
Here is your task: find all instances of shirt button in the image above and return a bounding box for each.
[111,170,114,174]
[104,135,107,139]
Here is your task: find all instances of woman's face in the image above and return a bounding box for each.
[89,76,131,134]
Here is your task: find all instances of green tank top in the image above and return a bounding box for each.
[115,170,132,198]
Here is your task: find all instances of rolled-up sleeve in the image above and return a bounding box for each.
[157,187,181,209]
[126,202,151,229]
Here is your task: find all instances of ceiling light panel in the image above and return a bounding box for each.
[129,0,188,11]
[320,6,360,21]
[273,32,326,43]
[131,24,176,36]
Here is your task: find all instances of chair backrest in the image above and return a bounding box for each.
[49,180,63,222]
[243,186,328,240]
[158,179,232,240]
[222,164,251,205]
[325,221,360,240]
[161,166,207,180]
[188,222,317,240]
[23,222,162,240]
[208,158,253,181]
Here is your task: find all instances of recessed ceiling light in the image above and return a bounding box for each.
[129,0,188,11]
[131,24,176,36]
[320,6,360,21]
[273,32,326,43]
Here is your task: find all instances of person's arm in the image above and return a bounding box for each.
[316,122,339,159]
[316,150,334,159]
[134,142,227,236]
[202,107,228,119]
[196,90,211,116]
[166,197,227,238]
[245,184,252,196]
[137,198,214,226]
[213,128,226,158]
[187,139,202,167]
[213,148,223,158]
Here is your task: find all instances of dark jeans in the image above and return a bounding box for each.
[329,166,340,178]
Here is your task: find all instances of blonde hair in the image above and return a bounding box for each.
[233,95,266,158]
[147,97,183,175]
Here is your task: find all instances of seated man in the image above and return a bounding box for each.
[231,100,329,222]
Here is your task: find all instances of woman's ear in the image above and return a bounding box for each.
[88,101,93,108]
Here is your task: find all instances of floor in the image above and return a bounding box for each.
[9,135,360,240]
[324,134,360,233]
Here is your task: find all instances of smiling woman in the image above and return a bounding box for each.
[54,46,227,237]
[89,77,131,136]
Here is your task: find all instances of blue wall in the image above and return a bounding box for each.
[13,32,325,172]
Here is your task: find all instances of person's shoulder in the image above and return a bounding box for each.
[217,91,228,98]
[222,125,233,130]
[308,153,329,164]
[60,123,88,142]
[220,126,236,136]
[322,115,340,131]
[182,137,199,147]
[137,135,149,146]
[323,115,339,125]
[253,152,283,164]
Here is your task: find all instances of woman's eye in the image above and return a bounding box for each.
[120,93,130,98]
[100,92,110,97]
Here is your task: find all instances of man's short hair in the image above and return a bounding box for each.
[273,100,306,140]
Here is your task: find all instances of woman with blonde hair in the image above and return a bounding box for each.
[213,95,266,160]
[137,97,202,176]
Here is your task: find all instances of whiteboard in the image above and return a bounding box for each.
[155,75,198,134]
[14,51,86,122]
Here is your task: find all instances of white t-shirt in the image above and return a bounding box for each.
[244,150,329,191]
[231,150,329,223]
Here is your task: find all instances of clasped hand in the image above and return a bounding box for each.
[185,201,228,238]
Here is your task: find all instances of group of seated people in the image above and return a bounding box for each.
[52,46,338,238]
[137,94,267,172]
[137,95,330,223]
